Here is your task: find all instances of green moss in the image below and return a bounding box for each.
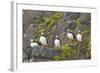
[53,44,75,60]
[81,29,91,58]
[53,56,62,61]
[61,44,73,58]
[75,18,81,26]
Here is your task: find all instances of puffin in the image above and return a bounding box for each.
[54,35,61,47]
[39,33,47,46]
[76,31,82,42]
[30,39,39,47]
[76,31,83,59]
[67,29,75,40]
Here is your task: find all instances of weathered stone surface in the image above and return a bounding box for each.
[23,46,60,62]
[31,46,60,59]
[63,12,80,20]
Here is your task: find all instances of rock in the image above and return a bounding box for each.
[31,46,60,59]
[79,13,91,24]
[64,12,80,20]
[66,22,77,30]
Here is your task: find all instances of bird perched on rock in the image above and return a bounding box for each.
[54,35,61,48]
[76,31,82,42]
[66,29,76,48]
[67,29,75,40]
[30,39,39,47]
[40,33,47,46]
[76,31,83,59]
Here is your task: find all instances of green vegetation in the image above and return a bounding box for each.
[60,44,73,59]
[31,11,91,60]
[53,55,62,61]
[33,12,64,46]
[75,18,81,26]
[53,44,75,61]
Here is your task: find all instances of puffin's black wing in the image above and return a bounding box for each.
[37,41,42,46]
[71,32,76,39]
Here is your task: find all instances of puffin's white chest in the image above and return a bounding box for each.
[54,39,60,47]
[67,33,74,40]
[76,33,82,42]
[40,36,47,45]
[30,42,39,47]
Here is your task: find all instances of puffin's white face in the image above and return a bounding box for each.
[30,39,33,42]
[78,31,81,34]
[41,33,44,36]
[67,29,71,33]
[56,35,58,38]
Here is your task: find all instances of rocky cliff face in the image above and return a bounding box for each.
[23,10,91,62]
